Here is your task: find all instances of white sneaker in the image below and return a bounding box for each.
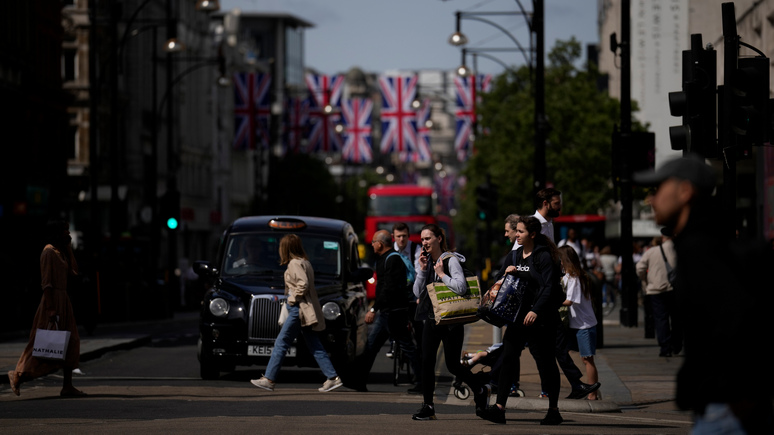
[250,376,275,391]
[318,376,343,392]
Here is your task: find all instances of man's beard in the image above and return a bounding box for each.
[546,207,560,218]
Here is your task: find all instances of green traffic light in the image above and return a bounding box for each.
[478,211,487,221]
[167,217,179,230]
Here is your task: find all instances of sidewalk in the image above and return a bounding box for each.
[0,312,196,383]
[455,308,682,413]
[2,309,681,415]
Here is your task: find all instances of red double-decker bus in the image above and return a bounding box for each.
[364,184,454,299]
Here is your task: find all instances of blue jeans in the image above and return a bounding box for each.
[692,403,748,435]
[264,304,338,381]
[692,402,774,435]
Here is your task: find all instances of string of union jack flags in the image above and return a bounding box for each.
[232,72,492,164]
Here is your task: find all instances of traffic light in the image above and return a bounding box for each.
[668,34,717,157]
[729,56,770,157]
[160,190,180,230]
[475,183,498,222]
[475,184,489,221]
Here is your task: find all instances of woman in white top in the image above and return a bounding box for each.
[559,245,600,400]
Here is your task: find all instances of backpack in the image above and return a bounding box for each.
[407,241,418,269]
[387,251,416,286]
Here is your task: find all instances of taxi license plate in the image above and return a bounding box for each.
[248,345,296,357]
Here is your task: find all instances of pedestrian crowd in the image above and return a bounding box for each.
[8,155,773,435]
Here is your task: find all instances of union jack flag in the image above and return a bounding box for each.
[379,75,418,155]
[233,72,272,150]
[305,73,344,153]
[434,173,458,213]
[453,74,492,161]
[401,171,419,184]
[400,98,431,162]
[341,98,373,163]
[479,74,493,93]
[282,96,310,154]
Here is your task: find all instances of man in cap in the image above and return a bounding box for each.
[634,154,773,434]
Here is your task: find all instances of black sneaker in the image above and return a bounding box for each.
[565,382,601,399]
[412,403,436,420]
[473,385,490,414]
[478,405,506,424]
[540,408,563,425]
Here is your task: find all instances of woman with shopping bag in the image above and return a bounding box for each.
[477,216,564,425]
[410,223,488,421]
[7,220,85,397]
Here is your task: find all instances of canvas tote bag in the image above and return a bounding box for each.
[427,274,481,325]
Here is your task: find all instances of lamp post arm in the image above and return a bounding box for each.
[514,0,532,30]
[117,0,156,73]
[470,52,513,71]
[157,59,220,117]
[459,15,531,66]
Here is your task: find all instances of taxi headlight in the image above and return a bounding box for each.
[209,298,230,317]
[322,302,342,321]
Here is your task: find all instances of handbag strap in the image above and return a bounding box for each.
[659,245,673,271]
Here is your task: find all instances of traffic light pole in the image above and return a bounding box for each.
[533,0,546,198]
[618,0,637,327]
[721,3,738,242]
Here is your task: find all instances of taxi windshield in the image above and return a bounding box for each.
[222,233,341,278]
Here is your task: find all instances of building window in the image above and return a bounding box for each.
[62,48,76,82]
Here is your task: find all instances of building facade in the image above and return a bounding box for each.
[597,0,774,239]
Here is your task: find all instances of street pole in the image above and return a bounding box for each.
[618,0,637,327]
[166,0,178,317]
[533,0,546,198]
[88,0,102,315]
[721,3,738,241]
[150,26,160,294]
[110,1,121,251]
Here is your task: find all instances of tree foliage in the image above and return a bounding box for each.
[458,38,643,259]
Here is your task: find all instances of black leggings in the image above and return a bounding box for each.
[421,320,480,405]
[496,320,560,408]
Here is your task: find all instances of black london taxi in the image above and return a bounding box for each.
[193,216,373,379]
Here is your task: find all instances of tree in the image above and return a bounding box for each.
[458,38,645,263]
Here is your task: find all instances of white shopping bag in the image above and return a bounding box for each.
[32,325,71,361]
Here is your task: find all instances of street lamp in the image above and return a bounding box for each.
[448,11,531,67]
[448,31,468,46]
[123,0,219,314]
[195,0,221,12]
[449,1,546,197]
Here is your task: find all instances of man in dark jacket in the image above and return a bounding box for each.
[349,230,420,392]
[634,154,774,434]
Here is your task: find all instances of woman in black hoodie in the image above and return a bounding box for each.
[479,215,565,426]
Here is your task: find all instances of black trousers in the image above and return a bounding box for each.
[555,324,584,388]
[357,309,420,386]
[651,290,682,354]
[496,320,560,408]
[421,320,480,405]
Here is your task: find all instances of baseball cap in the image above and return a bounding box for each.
[633,154,716,195]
